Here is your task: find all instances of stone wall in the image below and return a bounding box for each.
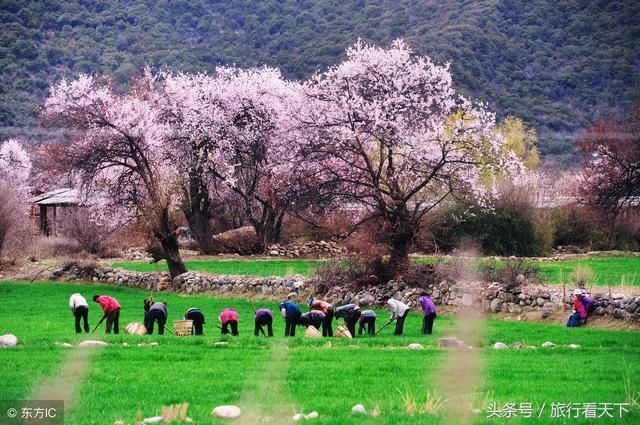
[266,241,348,258]
[48,262,640,322]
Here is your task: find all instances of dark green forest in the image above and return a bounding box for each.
[1,0,638,163]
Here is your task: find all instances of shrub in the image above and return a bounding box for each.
[0,183,32,264]
[477,258,541,288]
[58,207,119,256]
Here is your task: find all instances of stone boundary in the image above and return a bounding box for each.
[46,262,640,322]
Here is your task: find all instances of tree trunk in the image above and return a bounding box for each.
[388,232,413,277]
[154,208,187,280]
[254,205,285,250]
[183,178,216,254]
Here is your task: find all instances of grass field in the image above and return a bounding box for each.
[1,281,639,424]
[113,255,640,286]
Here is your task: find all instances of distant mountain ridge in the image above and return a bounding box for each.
[1,0,638,163]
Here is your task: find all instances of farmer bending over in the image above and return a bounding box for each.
[69,293,90,333]
[147,301,168,335]
[279,300,302,337]
[358,309,376,336]
[184,307,206,335]
[335,303,361,337]
[254,308,273,337]
[299,310,325,330]
[418,292,437,335]
[308,297,334,337]
[219,307,239,336]
[383,295,409,336]
[93,294,121,334]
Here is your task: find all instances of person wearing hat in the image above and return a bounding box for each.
[335,303,361,337]
[279,300,302,337]
[184,307,206,335]
[307,297,334,337]
[299,310,326,330]
[567,289,588,327]
[382,295,409,335]
[69,293,90,333]
[254,308,273,337]
[219,307,239,336]
[146,301,168,335]
[358,309,377,335]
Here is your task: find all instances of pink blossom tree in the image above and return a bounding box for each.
[0,138,32,260]
[299,40,521,276]
[163,67,325,249]
[43,71,187,278]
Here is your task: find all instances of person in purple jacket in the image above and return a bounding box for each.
[578,290,594,315]
[254,308,273,337]
[418,292,437,335]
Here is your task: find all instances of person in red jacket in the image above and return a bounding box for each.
[93,294,121,334]
[567,289,587,327]
[219,307,239,336]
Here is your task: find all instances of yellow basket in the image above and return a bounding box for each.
[173,320,193,337]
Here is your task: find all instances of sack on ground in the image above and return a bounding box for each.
[304,326,322,338]
[125,322,147,335]
[335,325,352,339]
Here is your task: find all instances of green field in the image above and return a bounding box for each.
[113,255,640,286]
[1,281,639,424]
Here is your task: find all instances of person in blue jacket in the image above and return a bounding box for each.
[279,300,302,337]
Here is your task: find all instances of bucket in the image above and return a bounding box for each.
[173,320,193,337]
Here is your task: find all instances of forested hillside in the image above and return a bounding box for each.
[1,0,638,162]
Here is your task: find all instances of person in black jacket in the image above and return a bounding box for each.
[184,307,206,335]
[146,301,168,335]
[335,304,361,337]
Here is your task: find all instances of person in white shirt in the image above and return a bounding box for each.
[69,293,90,333]
[383,295,409,335]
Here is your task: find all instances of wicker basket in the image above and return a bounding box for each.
[173,320,193,337]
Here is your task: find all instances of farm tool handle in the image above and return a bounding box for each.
[375,318,396,335]
[248,299,266,336]
[91,314,107,334]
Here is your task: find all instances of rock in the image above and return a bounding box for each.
[351,404,367,415]
[490,298,502,313]
[0,334,17,347]
[541,308,553,319]
[214,342,229,346]
[493,342,508,349]
[335,325,352,339]
[304,326,322,338]
[594,306,606,316]
[515,274,526,284]
[292,413,304,421]
[438,337,464,348]
[359,294,375,306]
[614,309,627,319]
[568,344,581,349]
[149,342,159,347]
[62,342,73,348]
[462,293,473,307]
[143,417,164,423]
[407,343,424,350]
[305,411,319,419]
[78,340,108,347]
[536,297,546,307]
[541,341,555,348]
[268,250,279,256]
[124,322,148,335]
[212,405,241,419]
[510,342,524,349]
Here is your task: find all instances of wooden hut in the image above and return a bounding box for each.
[31,188,79,236]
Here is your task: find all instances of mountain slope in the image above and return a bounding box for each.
[1,0,638,162]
